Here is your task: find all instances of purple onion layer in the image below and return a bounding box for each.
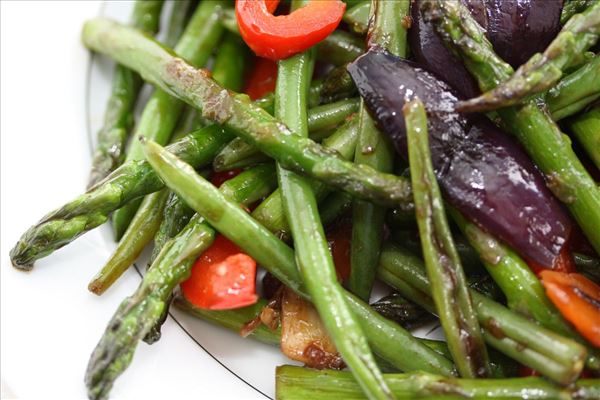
[408,0,563,97]
[348,49,572,268]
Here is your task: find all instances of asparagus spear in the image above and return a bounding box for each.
[457,2,600,113]
[548,56,600,120]
[569,107,600,171]
[349,0,408,302]
[276,365,600,400]
[213,98,360,172]
[82,17,412,205]
[111,0,226,239]
[561,0,597,24]
[274,3,391,395]
[87,0,164,188]
[378,243,587,385]
[9,124,232,269]
[139,138,456,376]
[405,99,490,378]
[420,0,600,257]
[84,164,276,399]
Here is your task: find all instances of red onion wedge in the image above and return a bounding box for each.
[348,49,572,268]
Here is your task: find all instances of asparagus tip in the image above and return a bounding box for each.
[9,246,34,271]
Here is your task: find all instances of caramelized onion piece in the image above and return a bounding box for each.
[280,288,344,370]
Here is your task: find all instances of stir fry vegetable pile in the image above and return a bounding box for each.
[10,0,600,399]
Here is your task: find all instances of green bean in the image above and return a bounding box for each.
[405,99,489,378]
[273,2,391,395]
[349,0,408,301]
[568,107,600,171]
[276,365,600,400]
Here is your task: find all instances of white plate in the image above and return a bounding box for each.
[1,2,440,399]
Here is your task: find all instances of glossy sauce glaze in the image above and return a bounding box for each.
[348,49,572,268]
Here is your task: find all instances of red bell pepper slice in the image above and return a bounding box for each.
[235,0,346,60]
[181,235,258,310]
[539,270,600,348]
[244,57,278,100]
[181,170,258,310]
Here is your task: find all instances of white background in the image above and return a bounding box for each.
[1,2,268,399]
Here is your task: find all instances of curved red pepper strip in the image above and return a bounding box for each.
[540,270,600,348]
[236,0,346,60]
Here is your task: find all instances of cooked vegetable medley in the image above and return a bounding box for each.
[9,0,600,399]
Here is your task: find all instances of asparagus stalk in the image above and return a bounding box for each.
[111,0,226,239]
[9,124,232,269]
[139,138,456,377]
[569,107,600,171]
[273,4,391,396]
[561,0,597,24]
[405,99,489,378]
[213,98,360,172]
[276,365,600,400]
[377,243,587,385]
[84,164,277,399]
[87,0,165,188]
[81,17,412,206]
[349,0,408,301]
[457,2,600,113]
[548,56,600,120]
[421,0,600,257]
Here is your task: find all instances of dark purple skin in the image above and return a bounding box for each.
[408,0,563,97]
[348,49,572,268]
[483,0,563,68]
